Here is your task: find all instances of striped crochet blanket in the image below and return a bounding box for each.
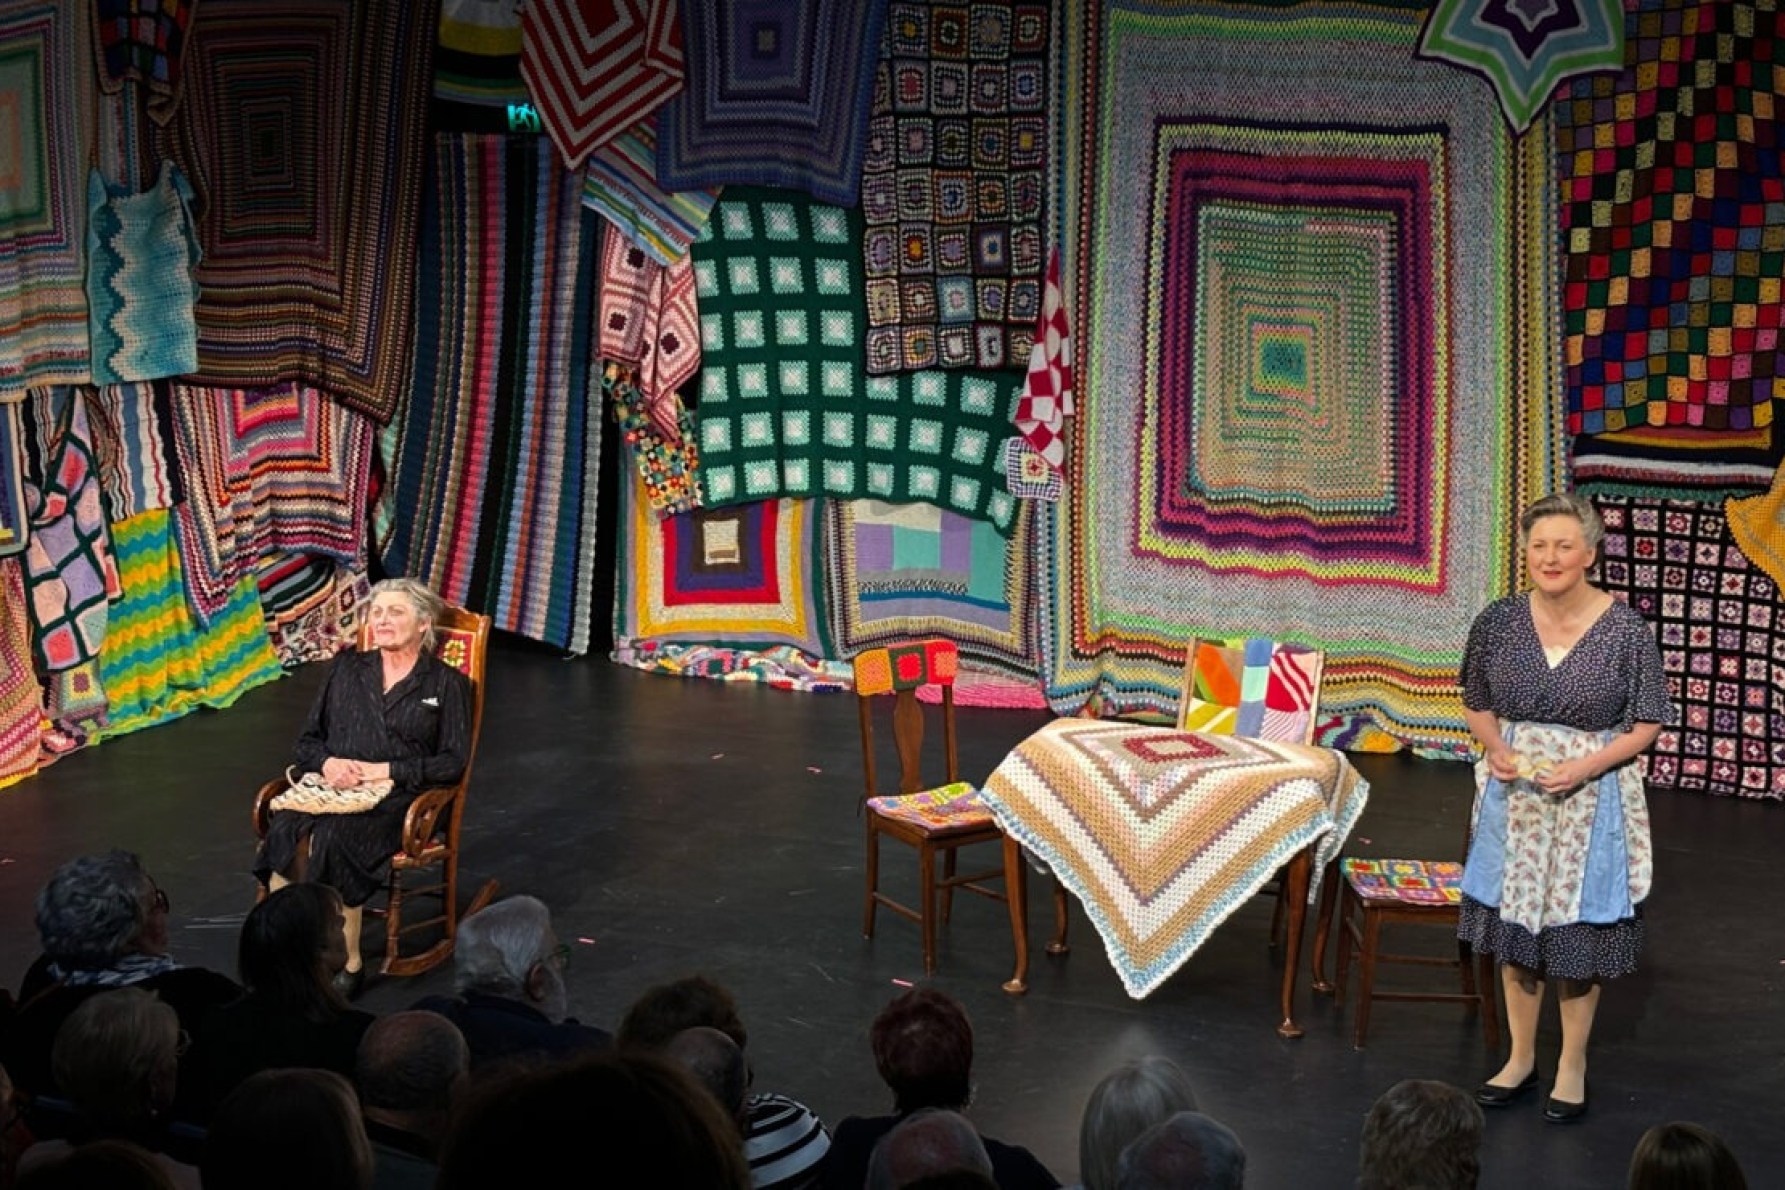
[1044,3,1565,750]
[0,0,96,395]
[171,387,373,627]
[86,162,201,385]
[84,383,180,521]
[0,560,41,789]
[97,510,285,741]
[377,134,603,654]
[257,552,371,668]
[153,0,436,423]
[981,719,1369,998]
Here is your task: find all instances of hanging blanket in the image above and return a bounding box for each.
[434,0,530,132]
[86,162,202,385]
[613,470,830,655]
[655,0,892,206]
[598,231,699,436]
[1559,1,1785,467]
[170,386,373,627]
[824,499,1037,679]
[520,0,683,170]
[691,189,1018,533]
[1727,466,1785,590]
[981,720,1369,998]
[22,393,119,676]
[0,560,42,788]
[1416,0,1625,134]
[1011,246,1074,473]
[1043,3,1565,749]
[861,1,1048,372]
[153,0,436,423]
[84,382,180,521]
[583,115,719,266]
[377,134,603,654]
[0,401,26,557]
[1596,496,1784,799]
[97,509,284,740]
[607,361,702,518]
[256,552,371,667]
[611,639,851,693]
[0,0,96,395]
[92,0,199,123]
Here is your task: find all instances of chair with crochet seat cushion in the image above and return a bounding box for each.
[853,639,1009,977]
[1317,855,1498,1049]
[252,605,498,977]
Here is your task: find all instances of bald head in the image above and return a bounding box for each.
[357,1011,469,1113]
[867,1109,994,1190]
[665,1026,748,1122]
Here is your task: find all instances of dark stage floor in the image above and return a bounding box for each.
[2,641,1780,1188]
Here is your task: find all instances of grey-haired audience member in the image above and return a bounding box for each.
[356,1010,469,1188]
[203,1069,373,1190]
[1079,1056,1201,1190]
[1357,1079,1483,1190]
[1115,1110,1246,1190]
[866,1108,995,1190]
[411,896,610,1070]
[1627,1121,1749,1190]
[666,1026,750,1127]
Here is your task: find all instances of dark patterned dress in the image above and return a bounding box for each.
[256,648,472,906]
[1456,593,1675,980]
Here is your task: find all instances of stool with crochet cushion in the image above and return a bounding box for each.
[853,640,1019,978]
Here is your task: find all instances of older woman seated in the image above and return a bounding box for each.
[1,852,239,1101]
[254,578,473,995]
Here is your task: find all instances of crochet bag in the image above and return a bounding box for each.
[268,766,394,816]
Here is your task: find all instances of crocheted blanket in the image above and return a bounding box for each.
[1044,2,1564,750]
[655,0,891,206]
[981,720,1369,998]
[93,0,198,123]
[613,471,830,656]
[825,499,1037,679]
[691,189,1017,533]
[84,383,180,522]
[0,561,41,789]
[377,134,603,654]
[97,510,285,741]
[610,639,851,693]
[1726,468,1785,590]
[1597,495,1784,799]
[582,114,719,266]
[256,553,371,668]
[170,386,372,627]
[22,394,119,675]
[0,0,96,395]
[1416,0,1625,134]
[0,401,25,557]
[862,1,1048,372]
[154,0,436,423]
[433,0,529,132]
[607,362,702,519]
[86,163,201,385]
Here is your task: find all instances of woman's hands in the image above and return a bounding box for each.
[1484,747,1522,783]
[1534,756,1599,797]
[321,758,392,787]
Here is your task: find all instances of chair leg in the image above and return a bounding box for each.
[1333,885,1357,1003]
[1354,907,1383,1048]
[940,846,958,924]
[919,842,939,977]
[1047,877,1070,956]
[1269,880,1288,949]
[862,820,881,940]
[1311,862,1339,993]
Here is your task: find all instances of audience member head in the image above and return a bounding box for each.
[49,987,180,1136]
[1115,1110,1246,1190]
[34,851,168,972]
[1080,1055,1202,1190]
[203,1068,372,1190]
[1357,1079,1484,1190]
[617,974,749,1051]
[436,1051,750,1189]
[14,1139,179,1190]
[866,1108,995,1190]
[238,882,348,1023]
[1627,1122,1748,1190]
[665,1026,748,1126]
[870,988,973,1115]
[452,895,569,1023]
[356,1011,469,1147]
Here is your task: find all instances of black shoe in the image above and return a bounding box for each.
[1475,1070,1539,1107]
[331,967,365,1001]
[1544,1084,1588,1124]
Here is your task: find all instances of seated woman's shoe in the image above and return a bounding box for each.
[331,966,365,1001]
[1544,1083,1588,1124]
[1475,1070,1539,1107]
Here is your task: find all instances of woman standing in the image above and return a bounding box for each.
[1457,493,1674,1124]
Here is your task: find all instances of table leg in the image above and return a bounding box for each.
[1277,849,1313,1039]
[1001,835,1030,995]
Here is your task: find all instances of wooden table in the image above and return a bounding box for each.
[981,719,1369,1037]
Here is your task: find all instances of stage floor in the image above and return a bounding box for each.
[2,641,1779,1188]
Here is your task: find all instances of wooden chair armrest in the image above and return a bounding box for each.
[252,778,286,840]
[399,785,462,857]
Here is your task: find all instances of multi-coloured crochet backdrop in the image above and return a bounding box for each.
[824,499,1035,677]
[861,1,1049,372]
[692,188,1019,533]
[1560,0,1785,493]
[1046,2,1565,750]
[377,134,604,656]
[613,474,831,656]
[1596,495,1784,799]
[155,0,436,423]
